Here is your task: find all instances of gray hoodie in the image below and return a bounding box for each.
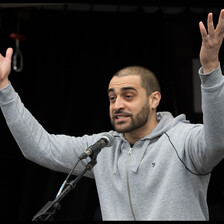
[0,65,224,220]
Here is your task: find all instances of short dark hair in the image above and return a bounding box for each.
[113,65,161,96]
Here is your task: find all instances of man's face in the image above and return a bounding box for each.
[108,75,150,133]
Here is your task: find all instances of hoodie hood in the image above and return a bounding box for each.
[112,111,190,142]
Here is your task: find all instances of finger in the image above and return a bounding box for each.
[207,13,215,37]
[216,9,224,36]
[5,48,13,60]
[199,21,208,40]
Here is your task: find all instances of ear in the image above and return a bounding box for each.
[149,91,161,110]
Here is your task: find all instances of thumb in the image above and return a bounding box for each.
[5,48,13,60]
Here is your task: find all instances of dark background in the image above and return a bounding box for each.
[0,2,224,221]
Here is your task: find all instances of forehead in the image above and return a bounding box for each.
[108,75,142,92]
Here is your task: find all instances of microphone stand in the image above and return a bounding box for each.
[32,155,97,221]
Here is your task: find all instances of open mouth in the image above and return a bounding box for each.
[113,113,131,122]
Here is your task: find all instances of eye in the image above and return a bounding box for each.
[125,95,133,100]
[109,96,116,103]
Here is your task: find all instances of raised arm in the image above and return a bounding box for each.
[190,9,224,172]
[0,46,96,178]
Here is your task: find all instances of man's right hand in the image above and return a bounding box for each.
[0,47,13,89]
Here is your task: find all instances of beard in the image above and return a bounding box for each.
[110,101,150,133]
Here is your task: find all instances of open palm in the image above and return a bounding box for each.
[199,10,224,73]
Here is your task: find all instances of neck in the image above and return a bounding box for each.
[124,114,158,145]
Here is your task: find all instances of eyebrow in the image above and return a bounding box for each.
[108,86,137,94]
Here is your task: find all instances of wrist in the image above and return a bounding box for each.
[0,79,10,90]
[202,61,219,74]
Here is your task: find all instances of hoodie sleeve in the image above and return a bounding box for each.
[186,64,224,173]
[0,84,95,178]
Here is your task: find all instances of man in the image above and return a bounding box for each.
[0,10,224,220]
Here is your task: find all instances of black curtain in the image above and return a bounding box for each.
[0,6,224,221]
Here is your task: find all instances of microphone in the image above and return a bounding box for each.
[79,132,114,160]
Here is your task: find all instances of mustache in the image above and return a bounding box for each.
[112,110,132,118]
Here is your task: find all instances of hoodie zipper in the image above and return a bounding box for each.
[126,147,136,220]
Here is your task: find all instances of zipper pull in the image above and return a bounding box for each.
[128,147,133,156]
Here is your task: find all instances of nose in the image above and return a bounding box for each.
[112,96,125,111]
